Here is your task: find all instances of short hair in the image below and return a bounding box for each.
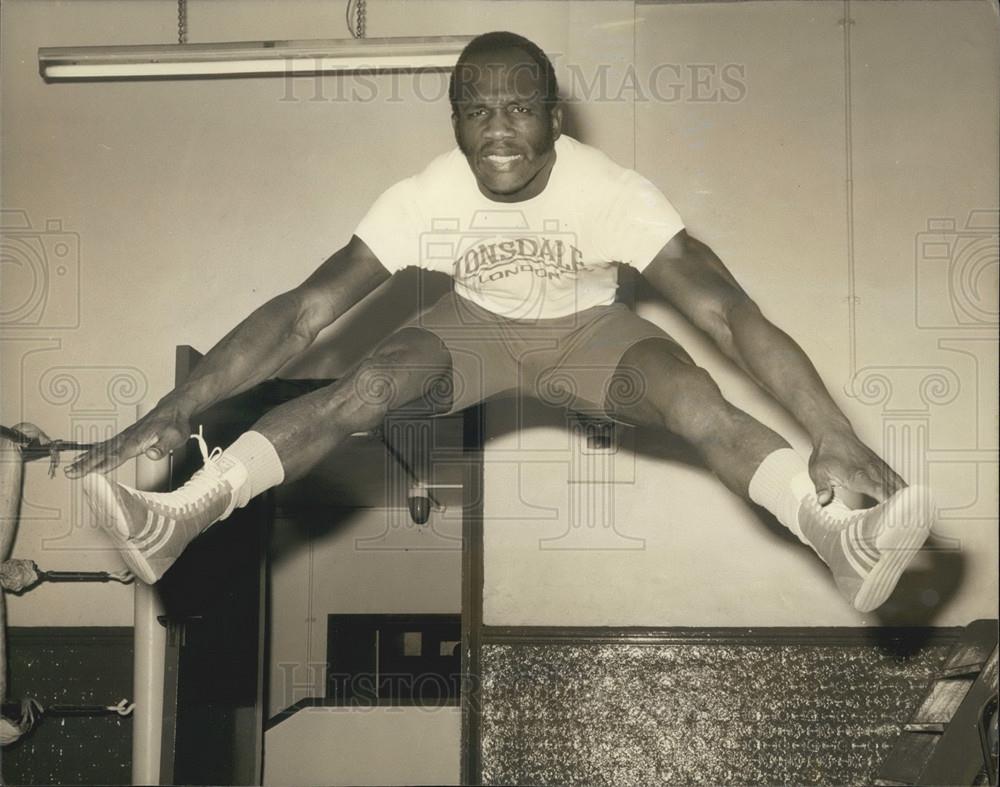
[449,31,559,113]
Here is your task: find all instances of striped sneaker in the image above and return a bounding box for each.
[798,485,935,612]
[82,431,248,584]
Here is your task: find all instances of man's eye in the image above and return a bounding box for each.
[468,109,487,118]
[510,105,530,113]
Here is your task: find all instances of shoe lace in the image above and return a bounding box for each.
[161,426,226,507]
[190,424,224,465]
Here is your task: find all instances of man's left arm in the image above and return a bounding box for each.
[639,229,904,504]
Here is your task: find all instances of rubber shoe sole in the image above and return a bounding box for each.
[852,485,934,613]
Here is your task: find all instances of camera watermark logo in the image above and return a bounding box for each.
[846,209,1000,561]
[914,210,998,330]
[1,210,81,330]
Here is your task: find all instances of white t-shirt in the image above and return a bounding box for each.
[355,135,684,319]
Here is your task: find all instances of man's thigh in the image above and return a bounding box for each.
[528,303,682,418]
[396,291,521,415]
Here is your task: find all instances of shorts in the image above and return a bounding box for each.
[401,291,672,417]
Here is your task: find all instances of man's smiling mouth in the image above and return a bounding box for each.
[483,153,523,169]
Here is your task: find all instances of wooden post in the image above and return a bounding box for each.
[131,404,169,785]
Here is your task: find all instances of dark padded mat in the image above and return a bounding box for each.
[2,627,132,786]
[480,638,953,786]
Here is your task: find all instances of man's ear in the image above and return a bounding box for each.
[550,103,563,140]
[451,111,461,144]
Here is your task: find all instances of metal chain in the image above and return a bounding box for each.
[178,0,188,44]
[355,0,366,39]
[346,0,367,39]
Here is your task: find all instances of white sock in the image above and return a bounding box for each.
[220,431,285,508]
[747,448,815,544]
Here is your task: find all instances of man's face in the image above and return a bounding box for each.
[452,47,562,203]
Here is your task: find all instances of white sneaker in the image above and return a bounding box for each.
[82,430,248,584]
[798,485,935,612]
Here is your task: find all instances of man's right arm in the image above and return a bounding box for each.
[65,236,391,478]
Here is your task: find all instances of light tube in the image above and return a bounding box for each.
[39,35,473,81]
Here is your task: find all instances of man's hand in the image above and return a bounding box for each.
[809,426,905,505]
[64,402,192,479]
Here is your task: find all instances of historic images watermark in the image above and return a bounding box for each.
[277,59,747,106]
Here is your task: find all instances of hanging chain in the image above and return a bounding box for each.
[356,0,366,39]
[346,0,367,39]
[178,0,188,44]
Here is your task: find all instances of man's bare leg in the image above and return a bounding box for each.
[83,328,454,582]
[254,328,453,483]
[605,338,789,496]
[605,337,934,612]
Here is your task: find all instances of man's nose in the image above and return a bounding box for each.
[484,109,515,138]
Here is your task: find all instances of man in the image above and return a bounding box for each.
[69,32,934,613]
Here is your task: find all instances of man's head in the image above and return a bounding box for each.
[450,32,562,203]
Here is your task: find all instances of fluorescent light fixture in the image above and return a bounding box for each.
[39,35,473,81]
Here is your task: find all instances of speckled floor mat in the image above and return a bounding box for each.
[480,638,952,786]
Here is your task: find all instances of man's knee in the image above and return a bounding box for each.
[607,338,728,433]
[351,328,453,414]
[611,336,713,402]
